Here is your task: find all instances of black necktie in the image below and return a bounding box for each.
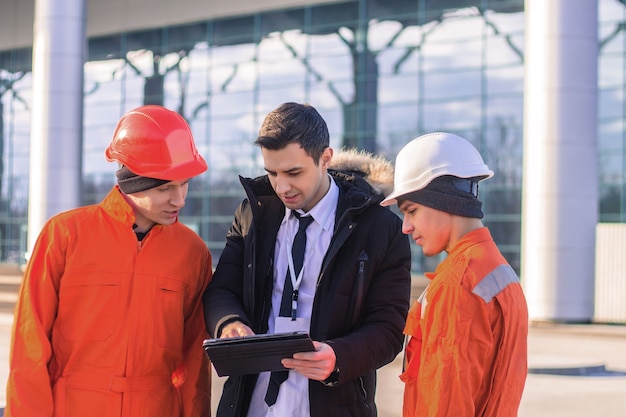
[265,211,314,407]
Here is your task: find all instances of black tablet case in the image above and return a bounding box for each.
[203,331,315,377]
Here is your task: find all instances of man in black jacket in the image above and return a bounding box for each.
[203,102,411,417]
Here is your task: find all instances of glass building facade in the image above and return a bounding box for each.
[0,0,623,274]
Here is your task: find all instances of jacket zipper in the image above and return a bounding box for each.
[353,251,368,323]
[315,196,372,289]
[257,257,273,330]
[358,376,370,408]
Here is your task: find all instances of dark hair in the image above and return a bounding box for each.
[255,102,329,164]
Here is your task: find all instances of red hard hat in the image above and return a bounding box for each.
[105,105,207,180]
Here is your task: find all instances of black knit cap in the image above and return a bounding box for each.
[116,165,170,194]
[401,175,484,219]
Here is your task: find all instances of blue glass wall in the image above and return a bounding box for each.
[6,0,605,275]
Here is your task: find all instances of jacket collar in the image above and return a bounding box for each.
[447,227,492,257]
[99,185,141,228]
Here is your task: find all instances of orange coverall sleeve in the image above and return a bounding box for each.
[174,251,213,417]
[6,224,65,417]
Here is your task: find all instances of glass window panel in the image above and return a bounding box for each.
[367,0,417,22]
[11,73,33,104]
[258,32,307,88]
[126,29,161,52]
[482,7,524,33]
[209,141,260,178]
[308,32,351,57]
[422,37,482,71]
[378,46,419,76]
[211,43,256,67]
[598,119,624,220]
[485,34,523,67]
[599,21,624,54]
[482,124,523,185]
[422,10,484,43]
[599,119,624,153]
[89,34,123,61]
[484,95,523,123]
[0,0,574,272]
[422,98,481,131]
[187,42,210,70]
[84,59,125,86]
[599,88,624,121]
[84,60,126,112]
[0,47,32,73]
[378,73,418,104]
[485,66,523,95]
[163,75,186,106]
[311,2,358,33]
[261,9,305,35]
[257,87,306,109]
[598,150,624,186]
[186,116,209,165]
[168,22,208,53]
[599,0,625,24]
[304,55,353,111]
[368,20,405,52]
[212,16,256,46]
[599,184,623,221]
[390,24,422,49]
[218,104,257,140]
[210,54,257,93]
[377,102,419,157]
[185,72,209,103]
[7,141,31,176]
[305,53,353,84]
[209,90,255,118]
[422,70,482,100]
[258,31,305,62]
[599,54,623,88]
[258,61,305,88]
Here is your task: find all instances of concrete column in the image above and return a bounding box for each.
[522,0,598,321]
[27,0,86,256]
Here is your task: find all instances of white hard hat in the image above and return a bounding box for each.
[381,132,494,206]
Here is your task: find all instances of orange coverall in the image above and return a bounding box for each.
[6,186,212,417]
[401,227,528,417]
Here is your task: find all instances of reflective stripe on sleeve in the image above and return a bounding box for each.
[472,264,519,303]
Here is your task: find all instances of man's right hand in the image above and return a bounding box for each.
[220,321,255,338]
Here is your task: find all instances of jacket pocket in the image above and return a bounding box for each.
[52,375,120,417]
[154,277,187,351]
[351,251,369,325]
[57,272,120,341]
[399,334,422,384]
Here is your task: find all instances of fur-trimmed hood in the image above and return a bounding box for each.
[329,148,394,197]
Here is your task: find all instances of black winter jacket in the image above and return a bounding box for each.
[203,162,411,417]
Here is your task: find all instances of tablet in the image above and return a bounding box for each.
[203,331,315,377]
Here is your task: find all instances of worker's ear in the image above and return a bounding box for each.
[319,147,333,169]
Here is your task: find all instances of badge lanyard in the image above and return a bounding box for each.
[285,213,325,321]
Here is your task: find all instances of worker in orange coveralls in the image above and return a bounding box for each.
[381,132,528,417]
[6,105,212,417]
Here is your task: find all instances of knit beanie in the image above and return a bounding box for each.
[401,175,484,219]
[116,165,170,194]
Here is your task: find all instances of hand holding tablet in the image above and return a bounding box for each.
[202,331,315,376]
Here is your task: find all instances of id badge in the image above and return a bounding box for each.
[275,316,311,334]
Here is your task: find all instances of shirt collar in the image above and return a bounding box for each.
[283,174,339,232]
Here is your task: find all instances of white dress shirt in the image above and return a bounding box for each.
[247,176,338,417]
